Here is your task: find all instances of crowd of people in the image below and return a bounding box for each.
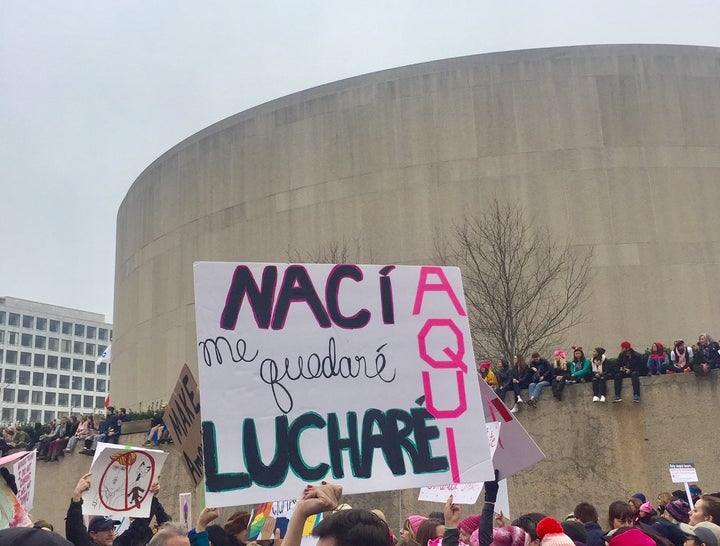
[476,334,720,412]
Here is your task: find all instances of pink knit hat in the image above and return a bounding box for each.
[458,514,482,535]
[608,528,655,546]
[639,502,653,514]
[536,517,575,546]
[408,515,427,535]
[469,526,528,546]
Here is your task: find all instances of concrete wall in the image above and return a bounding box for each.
[35,373,720,538]
[113,44,720,410]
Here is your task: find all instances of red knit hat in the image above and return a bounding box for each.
[536,517,575,546]
[458,514,481,535]
[621,341,632,349]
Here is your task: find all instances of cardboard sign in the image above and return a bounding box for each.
[194,262,494,506]
[164,364,204,488]
[12,452,35,511]
[83,443,168,517]
[477,379,545,480]
[669,463,698,483]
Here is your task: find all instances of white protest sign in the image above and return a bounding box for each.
[82,443,168,517]
[179,492,192,529]
[12,452,35,511]
[418,422,502,504]
[477,379,544,479]
[669,463,698,483]
[194,262,494,506]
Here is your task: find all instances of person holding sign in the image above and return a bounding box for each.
[284,482,391,546]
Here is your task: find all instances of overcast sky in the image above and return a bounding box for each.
[1,1,718,322]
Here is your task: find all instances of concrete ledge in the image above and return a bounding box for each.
[120,418,152,435]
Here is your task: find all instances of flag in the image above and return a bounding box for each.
[104,394,110,409]
[96,344,111,365]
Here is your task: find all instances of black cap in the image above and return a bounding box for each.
[0,527,73,545]
[88,516,121,533]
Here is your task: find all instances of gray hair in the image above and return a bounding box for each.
[148,522,189,546]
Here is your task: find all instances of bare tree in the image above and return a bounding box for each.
[435,198,593,360]
[286,236,366,264]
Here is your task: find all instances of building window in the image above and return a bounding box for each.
[99,328,109,341]
[71,394,81,408]
[84,378,94,391]
[0,331,4,344]
[61,339,72,353]
[31,391,42,404]
[8,313,20,327]
[3,389,15,403]
[21,333,32,347]
[96,379,106,392]
[73,359,83,372]
[32,372,44,387]
[85,343,95,356]
[48,337,59,352]
[30,410,41,423]
[34,335,46,349]
[7,332,18,346]
[85,360,94,374]
[36,317,47,331]
[73,341,84,354]
[43,411,55,423]
[19,352,31,366]
[95,396,105,409]
[62,322,72,335]
[49,319,60,333]
[87,326,96,339]
[2,408,14,423]
[59,375,70,389]
[4,369,16,384]
[83,395,93,408]
[15,409,25,423]
[60,357,70,370]
[6,351,17,365]
[18,371,30,385]
[58,393,69,407]
[47,355,58,369]
[74,324,85,337]
[97,362,107,375]
[22,315,34,329]
[44,392,56,405]
[71,377,82,390]
[17,390,29,403]
[33,354,45,367]
[0,349,3,364]
[0,311,5,325]
[46,373,57,388]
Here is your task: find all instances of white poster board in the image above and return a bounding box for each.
[82,443,168,517]
[194,262,494,506]
[669,463,698,483]
[12,452,35,511]
[179,492,192,529]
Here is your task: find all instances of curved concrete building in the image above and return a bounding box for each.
[115,44,720,408]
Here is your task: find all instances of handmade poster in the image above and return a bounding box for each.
[477,379,544,479]
[249,499,322,540]
[669,463,698,483]
[179,492,192,530]
[0,475,31,528]
[418,422,502,504]
[12,452,35,511]
[82,443,168,517]
[194,262,494,506]
[164,364,203,487]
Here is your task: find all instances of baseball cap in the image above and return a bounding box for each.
[679,521,720,546]
[88,516,121,533]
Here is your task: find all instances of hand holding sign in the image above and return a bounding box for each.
[297,483,343,519]
[444,495,462,528]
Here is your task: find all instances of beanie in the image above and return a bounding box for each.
[608,528,655,546]
[492,526,529,546]
[408,515,427,535]
[631,493,646,503]
[621,341,632,350]
[561,520,587,543]
[639,502,653,514]
[537,517,575,546]
[665,499,691,523]
[458,514,482,535]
